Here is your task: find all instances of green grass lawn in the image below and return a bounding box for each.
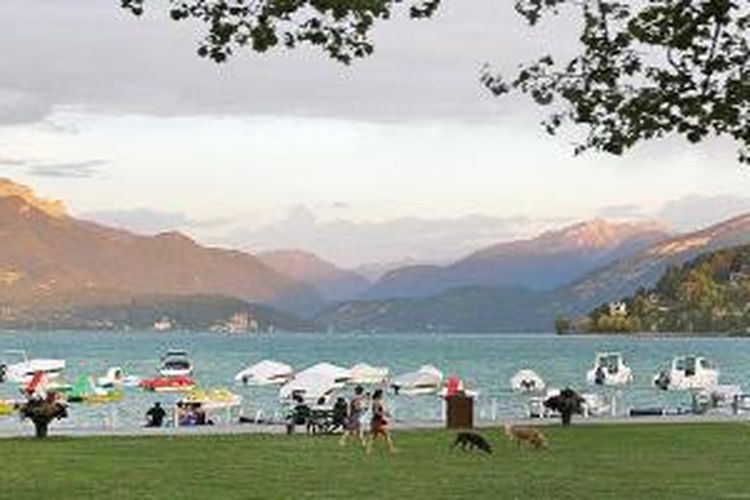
[2,423,750,499]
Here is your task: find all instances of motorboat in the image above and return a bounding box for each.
[234,360,293,386]
[279,362,351,402]
[510,369,545,393]
[97,366,141,388]
[586,352,633,386]
[580,392,613,417]
[349,363,389,385]
[140,375,196,393]
[158,350,193,377]
[0,350,65,384]
[391,365,443,396]
[653,355,719,391]
[527,388,560,419]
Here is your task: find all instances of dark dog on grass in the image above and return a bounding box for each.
[453,432,493,455]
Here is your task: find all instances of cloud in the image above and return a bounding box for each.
[597,204,644,219]
[0,0,579,126]
[28,160,105,179]
[228,206,569,267]
[81,207,232,236]
[657,194,750,231]
[82,208,195,235]
[0,155,28,166]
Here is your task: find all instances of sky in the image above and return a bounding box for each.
[2,0,750,268]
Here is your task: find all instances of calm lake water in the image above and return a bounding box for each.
[1,330,749,430]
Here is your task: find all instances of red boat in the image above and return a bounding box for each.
[139,375,195,393]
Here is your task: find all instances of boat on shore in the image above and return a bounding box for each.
[349,363,389,385]
[234,360,293,386]
[391,365,443,396]
[279,363,351,402]
[0,350,66,384]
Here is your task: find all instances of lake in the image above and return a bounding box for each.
[1,330,748,430]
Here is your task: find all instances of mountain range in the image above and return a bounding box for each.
[0,179,324,325]
[5,177,750,333]
[317,215,750,332]
[363,219,671,299]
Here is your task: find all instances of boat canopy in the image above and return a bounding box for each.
[349,363,389,385]
[234,360,293,385]
[510,369,546,393]
[391,365,443,395]
[301,363,352,383]
[179,388,242,410]
[278,362,351,402]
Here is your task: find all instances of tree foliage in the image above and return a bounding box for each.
[121,0,750,163]
[589,244,750,334]
[120,0,441,64]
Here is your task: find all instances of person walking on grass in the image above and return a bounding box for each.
[339,385,367,447]
[366,389,395,454]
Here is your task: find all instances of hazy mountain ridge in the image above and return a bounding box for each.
[363,219,672,299]
[0,292,316,331]
[257,249,370,302]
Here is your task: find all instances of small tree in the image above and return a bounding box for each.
[19,398,68,439]
[544,388,585,426]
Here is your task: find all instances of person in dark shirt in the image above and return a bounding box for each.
[145,402,167,428]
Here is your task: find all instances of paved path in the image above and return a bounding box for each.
[0,413,747,439]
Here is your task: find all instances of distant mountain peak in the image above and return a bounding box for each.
[538,218,671,250]
[0,178,67,219]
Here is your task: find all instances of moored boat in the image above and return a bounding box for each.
[653,355,719,391]
[510,369,545,393]
[391,365,443,396]
[279,362,352,403]
[349,363,389,385]
[158,350,193,377]
[0,350,66,384]
[140,375,196,393]
[234,360,293,386]
[97,366,141,388]
[585,352,633,386]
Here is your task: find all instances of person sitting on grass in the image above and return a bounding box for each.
[366,389,395,454]
[145,402,166,428]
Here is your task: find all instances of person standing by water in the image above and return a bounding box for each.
[145,402,166,428]
[366,389,395,454]
[339,385,367,447]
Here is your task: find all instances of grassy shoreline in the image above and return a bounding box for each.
[4,423,750,499]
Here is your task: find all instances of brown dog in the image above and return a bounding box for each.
[503,424,548,450]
